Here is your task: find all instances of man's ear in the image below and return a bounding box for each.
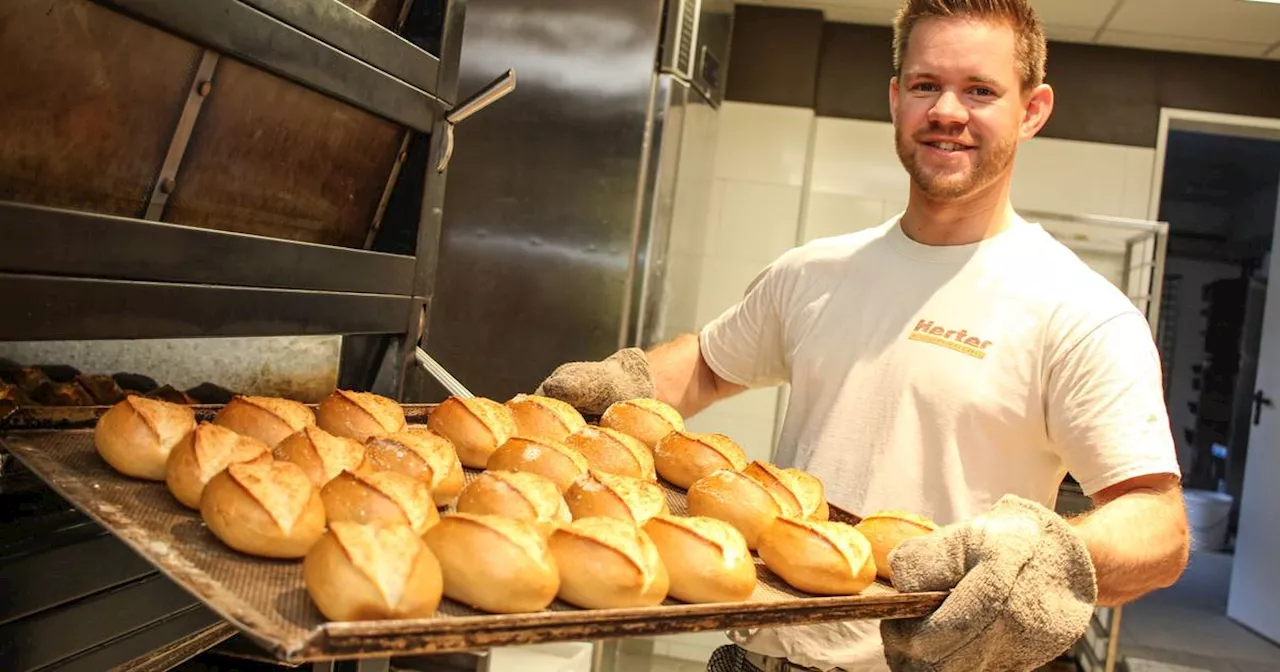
[1020,83,1054,140]
[889,76,900,124]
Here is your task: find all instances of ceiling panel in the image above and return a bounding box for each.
[1106,0,1280,46]
[1097,29,1270,59]
[1043,24,1103,44]
[1030,0,1120,30]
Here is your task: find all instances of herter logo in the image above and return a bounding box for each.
[907,320,993,360]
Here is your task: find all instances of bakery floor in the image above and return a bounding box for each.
[1116,550,1280,672]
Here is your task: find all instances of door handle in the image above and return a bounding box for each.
[1253,389,1273,426]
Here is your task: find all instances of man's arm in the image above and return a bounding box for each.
[647,333,746,418]
[1068,472,1190,606]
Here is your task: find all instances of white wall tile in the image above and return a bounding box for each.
[1012,137,1153,217]
[1122,147,1157,219]
[714,102,814,187]
[694,258,769,326]
[708,182,802,263]
[809,118,906,199]
[801,192,885,243]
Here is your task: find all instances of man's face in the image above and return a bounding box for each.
[890,17,1048,202]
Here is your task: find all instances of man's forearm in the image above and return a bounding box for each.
[647,333,744,417]
[1068,475,1190,606]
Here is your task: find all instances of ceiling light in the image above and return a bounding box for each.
[1243,0,1280,5]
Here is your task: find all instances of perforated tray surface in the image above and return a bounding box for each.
[0,407,944,663]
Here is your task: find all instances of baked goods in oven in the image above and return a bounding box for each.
[642,515,756,603]
[423,513,560,614]
[316,390,407,442]
[686,468,801,549]
[165,422,272,509]
[272,425,366,487]
[94,395,197,480]
[563,426,655,481]
[303,521,444,621]
[200,461,326,559]
[547,517,669,609]
[213,395,315,447]
[854,510,940,581]
[427,396,518,469]
[363,430,464,507]
[757,517,877,596]
[742,461,829,521]
[599,398,684,449]
[320,470,439,536]
[505,394,587,443]
[485,437,589,492]
[563,470,669,526]
[653,431,748,489]
[454,470,571,537]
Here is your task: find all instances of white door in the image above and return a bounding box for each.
[1227,189,1280,644]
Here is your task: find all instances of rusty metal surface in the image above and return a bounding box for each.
[0,409,943,664]
[0,0,202,218]
[163,57,403,247]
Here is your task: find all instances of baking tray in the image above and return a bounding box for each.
[0,404,946,663]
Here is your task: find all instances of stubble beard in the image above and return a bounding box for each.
[895,124,1015,201]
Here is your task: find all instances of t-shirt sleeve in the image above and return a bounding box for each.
[1045,310,1182,497]
[698,257,793,389]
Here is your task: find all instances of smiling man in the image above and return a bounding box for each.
[536,1,1190,671]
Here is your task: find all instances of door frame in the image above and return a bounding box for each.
[1148,108,1280,222]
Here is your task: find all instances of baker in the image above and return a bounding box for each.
[535,0,1190,670]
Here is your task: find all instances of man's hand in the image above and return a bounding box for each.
[534,347,655,415]
[880,495,1097,672]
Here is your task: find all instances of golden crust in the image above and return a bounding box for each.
[564,470,669,525]
[506,394,587,443]
[317,390,407,442]
[653,431,749,490]
[273,425,366,487]
[564,426,656,481]
[485,437,589,492]
[599,398,685,448]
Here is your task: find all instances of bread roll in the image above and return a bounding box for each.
[854,511,939,581]
[427,396,517,469]
[364,430,464,507]
[548,517,669,609]
[320,470,439,536]
[599,398,684,448]
[166,422,273,509]
[423,513,559,614]
[563,470,669,526]
[317,390,407,442]
[94,396,197,480]
[757,518,877,596]
[742,462,829,521]
[643,515,756,603]
[455,470,571,537]
[653,431,748,489]
[304,521,444,621]
[686,469,801,549]
[213,395,315,447]
[506,394,587,443]
[564,426,655,481]
[273,425,366,487]
[783,467,830,521]
[200,461,326,559]
[485,437,589,492]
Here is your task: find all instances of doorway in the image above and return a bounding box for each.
[1122,109,1280,669]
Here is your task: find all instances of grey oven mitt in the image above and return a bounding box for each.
[881,495,1097,672]
[534,347,655,415]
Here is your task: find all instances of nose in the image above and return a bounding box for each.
[927,90,968,127]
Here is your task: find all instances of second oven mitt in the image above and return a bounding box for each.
[534,347,655,415]
[880,495,1098,672]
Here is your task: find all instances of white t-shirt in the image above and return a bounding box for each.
[698,215,1181,671]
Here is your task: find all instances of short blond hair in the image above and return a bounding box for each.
[892,0,1047,89]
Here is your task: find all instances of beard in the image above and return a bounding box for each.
[895,124,1015,201]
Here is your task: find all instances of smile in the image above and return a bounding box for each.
[924,141,972,152]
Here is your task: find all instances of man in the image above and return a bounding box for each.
[538,1,1190,670]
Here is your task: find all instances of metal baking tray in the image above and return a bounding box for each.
[0,404,945,663]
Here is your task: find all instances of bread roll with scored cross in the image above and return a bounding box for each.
[599,398,685,449]
[547,516,670,609]
[427,396,518,469]
[742,461,830,521]
[200,460,326,559]
[686,468,802,549]
[563,425,656,481]
[316,390,407,442]
[273,425,366,487]
[853,510,940,581]
[485,436,589,492]
[643,515,756,603]
[757,517,877,596]
[653,431,748,489]
[363,429,464,507]
[423,513,560,614]
[166,422,273,509]
[563,470,669,526]
[213,395,315,448]
[505,394,587,443]
[455,470,571,537]
[321,469,440,535]
[303,521,444,622]
[95,395,197,481]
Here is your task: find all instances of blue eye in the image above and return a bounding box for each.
[912,82,939,92]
